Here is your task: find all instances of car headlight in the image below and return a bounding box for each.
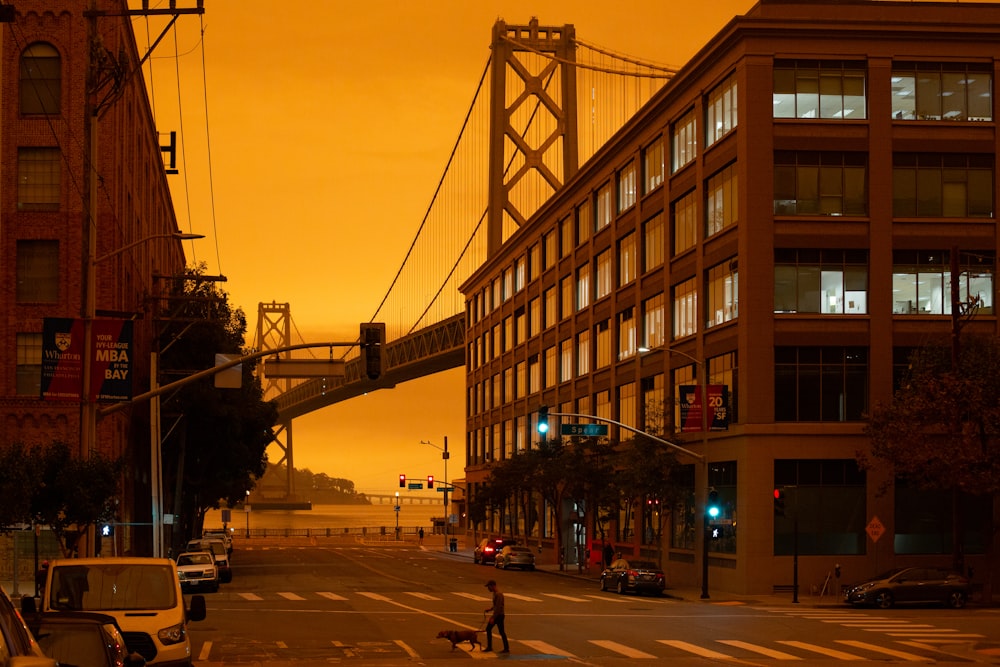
[158,622,187,645]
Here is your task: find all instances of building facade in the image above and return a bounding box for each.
[461,0,1000,595]
[1,1,190,556]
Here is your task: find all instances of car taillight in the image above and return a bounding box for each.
[485,546,494,553]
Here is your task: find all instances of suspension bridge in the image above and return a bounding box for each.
[254,19,677,498]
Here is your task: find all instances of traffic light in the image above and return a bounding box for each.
[100,523,114,537]
[537,405,549,442]
[360,322,385,381]
[398,474,406,488]
[427,475,434,489]
[706,490,720,520]
[774,487,786,517]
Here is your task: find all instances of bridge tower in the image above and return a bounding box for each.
[487,18,579,256]
[256,302,297,500]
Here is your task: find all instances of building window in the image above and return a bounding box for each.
[618,232,637,287]
[596,183,613,230]
[595,249,612,300]
[514,308,526,345]
[706,72,738,147]
[560,275,573,319]
[773,60,866,119]
[707,258,738,328]
[640,374,665,431]
[892,250,994,315]
[710,352,738,427]
[891,62,992,121]
[560,339,573,383]
[577,329,591,376]
[528,355,540,394]
[576,263,591,311]
[617,382,637,432]
[706,163,738,236]
[774,347,869,422]
[774,459,866,555]
[577,199,592,244]
[672,277,698,339]
[596,320,611,369]
[642,293,665,350]
[671,108,697,172]
[544,346,557,388]
[894,479,988,555]
[16,333,43,397]
[16,240,59,303]
[893,153,993,218]
[544,287,557,329]
[543,230,557,269]
[529,297,540,336]
[514,256,526,293]
[618,162,636,213]
[515,362,525,399]
[502,268,513,302]
[20,43,61,115]
[774,151,867,216]
[17,147,61,211]
[503,316,513,352]
[643,212,664,272]
[560,216,574,257]
[673,190,697,255]
[644,138,665,193]
[775,249,868,314]
[617,308,636,360]
[529,243,540,281]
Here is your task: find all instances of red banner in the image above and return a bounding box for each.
[41,318,133,402]
[678,384,729,432]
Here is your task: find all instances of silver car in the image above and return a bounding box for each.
[176,551,219,593]
[494,545,536,570]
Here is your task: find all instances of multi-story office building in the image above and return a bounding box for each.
[461,0,999,595]
[1,1,190,555]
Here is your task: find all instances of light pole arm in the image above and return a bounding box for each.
[547,412,704,463]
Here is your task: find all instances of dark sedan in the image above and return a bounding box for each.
[26,611,146,667]
[474,537,515,565]
[843,567,971,609]
[599,558,666,596]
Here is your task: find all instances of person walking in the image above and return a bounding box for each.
[483,579,509,653]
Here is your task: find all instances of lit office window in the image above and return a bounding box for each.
[644,138,665,193]
[596,183,613,230]
[773,61,866,119]
[672,277,698,339]
[642,293,665,349]
[892,249,993,315]
[577,263,591,310]
[706,72,738,147]
[643,212,664,271]
[595,250,612,300]
[671,108,697,172]
[618,162,636,212]
[619,232,637,286]
[774,249,868,314]
[707,258,738,327]
[891,63,992,121]
[706,163,739,236]
[618,308,636,360]
[673,191,697,255]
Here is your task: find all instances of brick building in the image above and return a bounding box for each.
[461,0,999,595]
[1,1,190,556]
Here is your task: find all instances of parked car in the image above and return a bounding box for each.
[599,559,666,596]
[843,567,971,609]
[25,611,145,667]
[473,537,515,565]
[494,545,536,571]
[201,528,233,555]
[185,539,232,583]
[26,557,207,666]
[0,585,55,666]
[175,552,219,593]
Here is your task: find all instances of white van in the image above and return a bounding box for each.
[39,557,205,667]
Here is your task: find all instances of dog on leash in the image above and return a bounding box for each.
[436,629,483,651]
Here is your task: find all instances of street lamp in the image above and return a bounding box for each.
[420,438,450,551]
[394,492,401,540]
[639,344,712,599]
[82,230,203,557]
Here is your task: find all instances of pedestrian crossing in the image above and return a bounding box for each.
[231,589,674,604]
[754,607,987,644]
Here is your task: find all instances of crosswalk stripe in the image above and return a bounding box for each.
[505,593,542,602]
[886,632,984,639]
[658,640,732,659]
[542,593,589,602]
[778,640,865,660]
[405,592,441,600]
[718,639,802,659]
[453,592,490,602]
[583,594,636,603]
[238,592,262,601]
[277,592,305,600]
[590,639,657,659]
[358,592,392,601]
[517,640,576,658]
[836,639,932,661]
[317,592,348,601]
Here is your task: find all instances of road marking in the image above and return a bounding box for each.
[405,592,441,600]
[886,632,985,639]
[505,593,542,602]
[453,592,490,602]
[583,594,636,603]
[518,640,576,658]
[718,639,802,660]
[197,641,212,660]
[394,640,420,658]
[238,592,262,601]
[590,639,657,658]
[277,592,305,600]
[358,592,392,601]
[778,640,865,660]
[542,593,589,602]
[836,640,932,661]
[317,591,348,601]
[658,640,732,659]
[332,640,357,658]
[276,640,288,648]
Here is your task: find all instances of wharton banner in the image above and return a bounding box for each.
[42,318,134,402]
[679,384,729,432]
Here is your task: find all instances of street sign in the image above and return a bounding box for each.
[407,482,424,490]
[866,516,885,542]
[709,518,733,526]
[561,423,609,436]
[436,486,455,492]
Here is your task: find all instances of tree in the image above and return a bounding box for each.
[0,441,44,534]
[157,265,278,550]
[863,333,1000,593]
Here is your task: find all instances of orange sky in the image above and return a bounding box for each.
[137,0,757,495]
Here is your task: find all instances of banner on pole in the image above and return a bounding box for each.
[678,384,729,432]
